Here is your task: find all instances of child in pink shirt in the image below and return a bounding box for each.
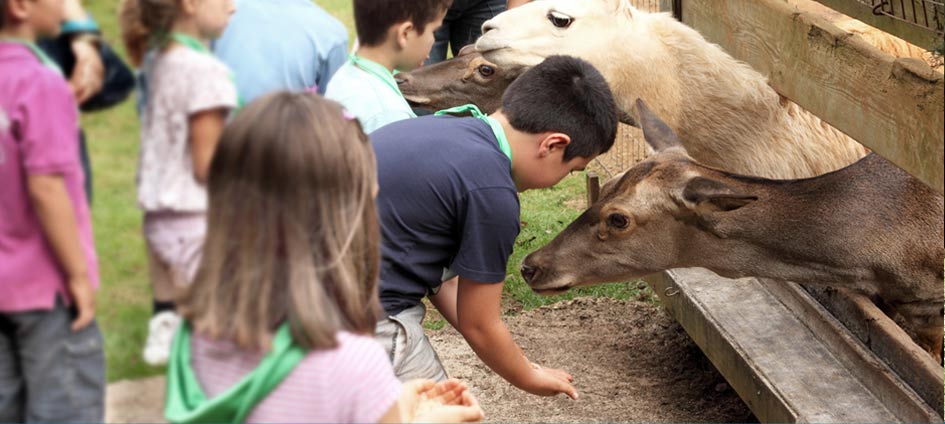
[0,0,104,421]
[119,0,238,366]
[165,92,484,423]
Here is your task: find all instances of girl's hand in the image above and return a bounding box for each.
[403,379,484,423]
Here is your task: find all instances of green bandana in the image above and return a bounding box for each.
[435,104,512,163]
[164,322,306,423]
[348,53,404,96]
[0,37,64,76]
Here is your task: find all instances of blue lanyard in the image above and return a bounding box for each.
[435,104,512,163]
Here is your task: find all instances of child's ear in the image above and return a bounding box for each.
[180,0,198,15]
[394,21,414,49]
[538,132,571,158]
[5,0,31,21]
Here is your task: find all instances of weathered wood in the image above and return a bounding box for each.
[585,172,600,207]
[813,0,944,50]
[803,286,944,413]
[681,0,944,194]
[644,269,941,422]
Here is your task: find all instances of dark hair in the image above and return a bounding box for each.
[501,55,618,161]
[354,0,452,47]
[1,0,7,29]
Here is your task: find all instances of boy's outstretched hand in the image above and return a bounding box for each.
[404,379,484,423]
[528,362,579,400]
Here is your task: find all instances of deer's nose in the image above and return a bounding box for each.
[481,20,496,34]
[520,264,540,284]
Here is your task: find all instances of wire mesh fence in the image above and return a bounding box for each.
[587,0,662,179]
[865,0,945,36]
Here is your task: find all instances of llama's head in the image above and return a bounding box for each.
[477,0,639,70]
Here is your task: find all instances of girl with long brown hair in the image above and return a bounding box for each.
[164,92,483,423]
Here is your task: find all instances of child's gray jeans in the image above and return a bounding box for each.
[374,303,449,382]
[0,298,105,422]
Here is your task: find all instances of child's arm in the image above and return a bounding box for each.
[27,174,96,330]
[429,277,459,329]
[189,108,227,184]
[455,278,578,399]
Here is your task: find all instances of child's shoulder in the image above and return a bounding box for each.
[158,47,231,76]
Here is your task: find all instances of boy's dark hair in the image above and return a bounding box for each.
[0,0,7,29]
[501,55,618,161]
[354,0,452,47]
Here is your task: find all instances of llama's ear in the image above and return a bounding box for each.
[635,99,682,152]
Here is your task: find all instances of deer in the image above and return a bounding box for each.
[520,99,945,361]
[396,45,527,114]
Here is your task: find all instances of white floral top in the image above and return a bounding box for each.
[137,47,237,212]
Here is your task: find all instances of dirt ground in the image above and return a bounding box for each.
[106,297,753,423]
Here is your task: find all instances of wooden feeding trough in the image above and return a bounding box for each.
[583,0,944,421]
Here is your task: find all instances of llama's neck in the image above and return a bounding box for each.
[608,13,866,179]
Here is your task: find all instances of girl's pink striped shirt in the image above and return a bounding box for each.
[191,331,402,423]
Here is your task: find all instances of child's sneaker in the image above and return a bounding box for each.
[142,310,181,366]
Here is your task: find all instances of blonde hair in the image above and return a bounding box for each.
[118,0,181,66]
[178,92,382,351]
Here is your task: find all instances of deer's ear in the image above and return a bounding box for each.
[681,176,757,213]
[634,99,683,153]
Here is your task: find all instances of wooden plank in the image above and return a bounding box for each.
[813,0,944,50]
[763,281,942,418]
[644,269,938,422]
[803,286,944,413]
[585,172,600,206]
[681,0,944,194]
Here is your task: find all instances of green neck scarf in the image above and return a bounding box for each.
[164,322,306,423]
[435,104,513,164]
[348,53,404,97]
[0,37,63,76]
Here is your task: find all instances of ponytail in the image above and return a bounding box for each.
[118,0,180,66]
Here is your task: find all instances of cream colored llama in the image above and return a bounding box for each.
[476,0,871,179]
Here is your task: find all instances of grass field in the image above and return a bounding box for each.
[79,0,647,382]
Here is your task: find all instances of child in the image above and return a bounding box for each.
[325,0,450,133]
[119,0,238,366]
[1,0,105,421]
[370,56,618,399]
[165,92,484,423]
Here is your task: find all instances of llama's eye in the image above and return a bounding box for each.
[477,64,496,77]
[607,213,630,229]
[548,11,573,28]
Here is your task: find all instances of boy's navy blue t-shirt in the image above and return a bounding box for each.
[371,115,520,316]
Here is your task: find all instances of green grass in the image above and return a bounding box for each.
[80,0,646,382]
[503,175,650,311]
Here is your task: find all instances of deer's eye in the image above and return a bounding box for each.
[607,213,630,229]
[548,11,573,28]
[477,64,496,77]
